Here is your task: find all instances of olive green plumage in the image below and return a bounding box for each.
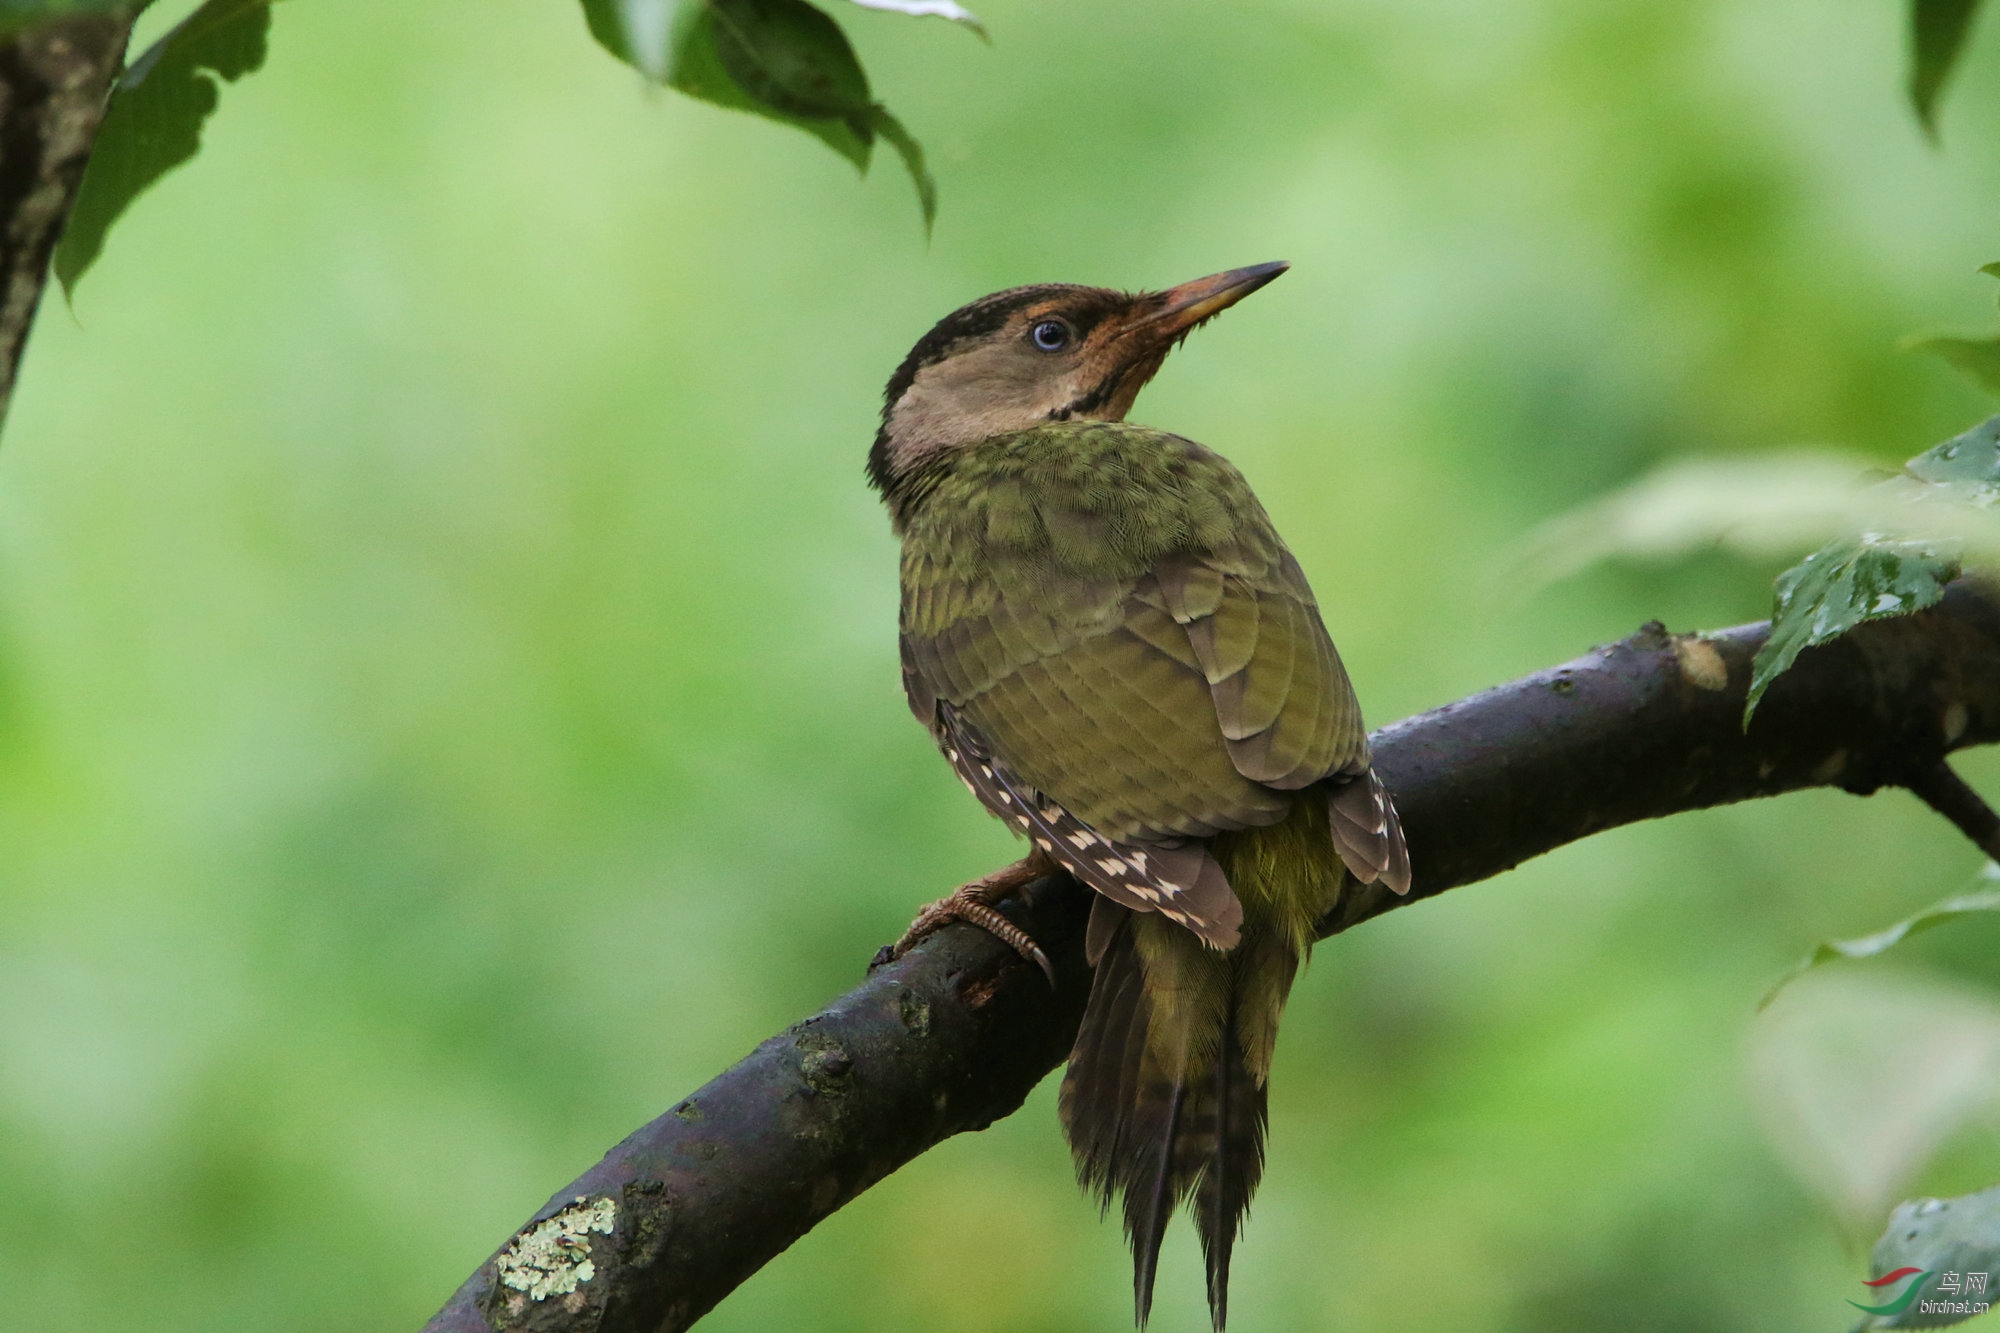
[894,421,1402,1326]
[899,422,1366,845]
[874,269,1408,1331]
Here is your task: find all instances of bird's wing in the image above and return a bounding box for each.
[1149,545,1368,791]
[1154,543,1407,890]
[902,523,1287,843]
[1327,765,1411,894]
[899,424,1382,924]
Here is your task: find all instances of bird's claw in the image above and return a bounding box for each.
[873,860,1056,986]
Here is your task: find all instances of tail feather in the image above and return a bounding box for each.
[1060,776,1379,1327]
[1060,910,1287,1330]
[1196,1018,1268,1331]
[1127,1081,1185,1325]
[1068,927,1149,1202]
[1067,909,1188,1324]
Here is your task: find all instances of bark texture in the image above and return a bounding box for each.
[0,10,131,430]
[423,581,2000,1333]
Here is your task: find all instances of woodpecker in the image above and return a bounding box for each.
[870,263,1410,1330]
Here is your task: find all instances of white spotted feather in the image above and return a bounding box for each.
[935,703,1244,947]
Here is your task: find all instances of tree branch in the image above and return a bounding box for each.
[421,580,2000,1333]
[0,9,132,432]
[1904,759,2000,862]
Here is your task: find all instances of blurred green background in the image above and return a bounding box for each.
[6,1,2000,1328]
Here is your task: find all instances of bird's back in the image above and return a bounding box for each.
[899,421,1364,849]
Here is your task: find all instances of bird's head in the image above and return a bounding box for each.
[867,262,1287,502]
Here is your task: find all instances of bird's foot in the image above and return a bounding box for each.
[872,858,1055,985]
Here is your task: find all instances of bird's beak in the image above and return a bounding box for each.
[1119,261,1289,345]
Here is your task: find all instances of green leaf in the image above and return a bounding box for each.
[670,1,873,169]
[842,0,984,39]
[1908,267,2000,393]
[1910,334,2000,396]
[1760,870,2000,1011]
[1906,413,2000,499]
[1745,413,2000,721]
[53,0,273,296]
[862,104,933,230]
[579,0,679,78]
[1747,532,1960,720]
[578,0,938,224]
[1854,1180,2000,1327]
[1911,0,1984,139]
[707,0,871,119]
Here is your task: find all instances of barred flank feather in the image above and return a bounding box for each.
[936,703,1245,948]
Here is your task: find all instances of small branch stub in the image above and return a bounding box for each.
[1907,759,2000,862]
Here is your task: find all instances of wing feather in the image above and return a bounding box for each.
[1327,767,1411,894]
[1185,580,1260,686]
[1119,589,1206,675]
[1156,556,1226,624]
[898,422,1395,928]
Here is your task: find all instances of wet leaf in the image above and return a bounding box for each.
[53,0,274,296]
[1745,414,2000,720]
[1907,414,2000,499]
[1854,1182,2000,1327]
[1760,871,2000,1011]
[669,0,872,168]
[1910,0,1984,139]
[708,0,871,120]
[1747,533,1960,719]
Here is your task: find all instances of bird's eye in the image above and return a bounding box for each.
[1031,320,1072,352]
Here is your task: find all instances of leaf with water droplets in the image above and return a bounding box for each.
[1746,413,2000,721]
[1855,1179,2000,1327]
[1907,414,2000,500]
[1748,533,1959,720]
